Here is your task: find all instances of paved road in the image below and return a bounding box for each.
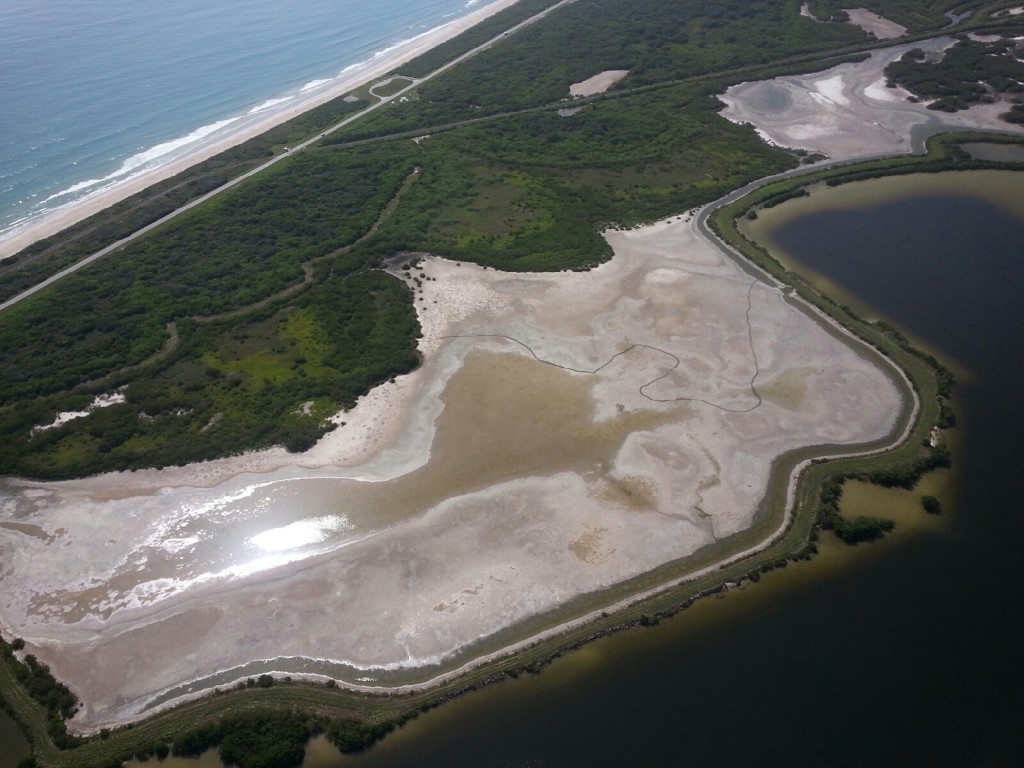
[0,0,577,315]
[4,0,955,317]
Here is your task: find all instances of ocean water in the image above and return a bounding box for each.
[0,0,490,242]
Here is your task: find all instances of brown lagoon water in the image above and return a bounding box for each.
[5,170,1024,766]
[0,710,29,768]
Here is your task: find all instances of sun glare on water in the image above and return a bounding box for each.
[249,515,351,552]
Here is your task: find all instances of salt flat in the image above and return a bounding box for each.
[719,39,1024,161]
[0,209,901,731]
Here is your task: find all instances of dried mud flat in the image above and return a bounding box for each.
[844,8,907,39]
[719,39,1024,161]
[0,205,902,730]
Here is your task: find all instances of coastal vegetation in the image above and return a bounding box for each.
[168,708,396,768]
[8,0,1015,479]
[0,97,371,306]
[805,0,961,30]
[337,0,876,146]
[885,36,1024,116]
[0,148,421,477]
[0,0,878,479]
[396,0,868,111]
[0,638,79,751]
[1,0,1021,766]
[396,0,564,78]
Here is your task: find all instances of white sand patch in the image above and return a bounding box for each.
[863,77,910,103]
[813,75,851,106]
[33,391,126,433]
[844,8,907,39]
[569,70,630,97]
[718,39,1024,161]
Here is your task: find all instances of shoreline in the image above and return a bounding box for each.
[3,207,904,732]
[0,0,525,262]
[0,196,920,735]
[128,195,923,730]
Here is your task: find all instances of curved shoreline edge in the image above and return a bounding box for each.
[136,134,1016,720]
[3,139,1003,766]
[136,180,923,719]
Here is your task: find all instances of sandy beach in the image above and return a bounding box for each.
[0,0,524,261]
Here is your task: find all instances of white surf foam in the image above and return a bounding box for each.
[39,116,242,207]
[247,96,293,114]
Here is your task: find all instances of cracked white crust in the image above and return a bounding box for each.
[0,211,902,731]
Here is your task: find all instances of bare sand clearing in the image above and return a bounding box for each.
[569,70,629,97]
[0,206,902,730]
[844,8,907,39]
[0,0,525,261]
[719,38,1024,161]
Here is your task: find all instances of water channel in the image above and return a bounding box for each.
[4,169,1023,767]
